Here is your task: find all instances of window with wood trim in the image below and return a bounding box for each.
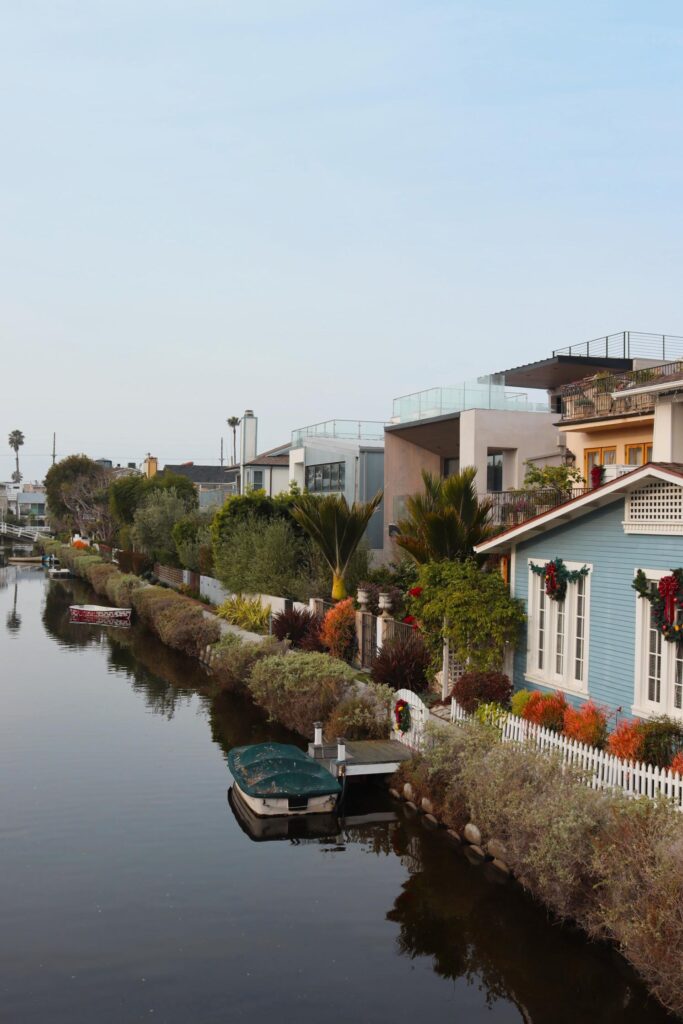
[625,442,653,466]
[584,447,616,479]
[634,570,683,719]
[526,560,591,693]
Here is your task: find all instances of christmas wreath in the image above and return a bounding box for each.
[394,698,411,734]
[633,568,683,642]
[530,558,590,602]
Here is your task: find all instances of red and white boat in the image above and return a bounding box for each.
[69,604,132,627]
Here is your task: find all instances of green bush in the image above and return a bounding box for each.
[85,562,120,596]
[131,586,220,657]
[248,652,358,736]
[324,683,393,740]
[639,716,683,768]
[510,688,534,717]
[214,516,310,601]
[207,634,286,696]
[217,595,271,634]
[105,572,143,608]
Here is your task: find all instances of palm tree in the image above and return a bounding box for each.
[394,467,494,564]
[8,429,24,482]
[227,416,241,466]
[291,491,383,600]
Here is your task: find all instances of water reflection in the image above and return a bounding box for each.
[6,581,21,633]
[10,574,672,1024]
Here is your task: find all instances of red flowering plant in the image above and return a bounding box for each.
[522,690,568,732]
[562,701,608,749]
[607,719,645,761]
[670,751,683,776]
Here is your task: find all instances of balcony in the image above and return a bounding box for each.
[559,361,683,424]
[392,376,549,424]
[553,331,683,361]
[488,488,590,528]
[291,420,386,447]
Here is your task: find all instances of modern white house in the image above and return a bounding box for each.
[289,420,385,551]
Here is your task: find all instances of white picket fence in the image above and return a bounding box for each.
[451,698,683,809]
[392,688,429,751]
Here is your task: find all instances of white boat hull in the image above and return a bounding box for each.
[233,782,338,818]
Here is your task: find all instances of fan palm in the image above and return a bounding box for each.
[395,467,494,564]
[227,416,240,466]
[8,429,24,481]
[291,491,383,600]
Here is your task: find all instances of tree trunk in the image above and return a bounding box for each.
[331,573,347,601]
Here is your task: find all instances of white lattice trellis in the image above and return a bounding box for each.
[624,482,683,534]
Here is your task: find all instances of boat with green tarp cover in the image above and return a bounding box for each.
[227,742,341,817]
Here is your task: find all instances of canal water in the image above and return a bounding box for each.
[0,568,672,1024]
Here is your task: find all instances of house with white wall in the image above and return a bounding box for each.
[289,420,385,551]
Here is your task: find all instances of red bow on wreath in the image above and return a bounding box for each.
[659,574,679,626]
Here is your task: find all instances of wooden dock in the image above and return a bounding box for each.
[307,738,413,778]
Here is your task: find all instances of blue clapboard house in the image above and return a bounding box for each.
[476,463,683,722]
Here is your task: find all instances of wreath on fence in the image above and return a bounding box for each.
[530,558,590,602]
[633,568,683,642]
[394,699,411,734]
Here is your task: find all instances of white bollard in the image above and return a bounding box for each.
[313,722,323,747]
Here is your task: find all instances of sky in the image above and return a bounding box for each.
[2,1,682,481]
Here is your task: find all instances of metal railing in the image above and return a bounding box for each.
[488,488,590,527]
[559,360,683,423]
[553,331,683,361]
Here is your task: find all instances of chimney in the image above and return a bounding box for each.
[240,410,258,492]
[143,454,158,478]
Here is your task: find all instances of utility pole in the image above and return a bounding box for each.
[220,437,224,467]
[52,433,56,465]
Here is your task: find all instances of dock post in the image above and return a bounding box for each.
[313,722,323,748]
[337,737,346,763]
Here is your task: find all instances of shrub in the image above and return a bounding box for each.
[131,586,220,657]
[671,751,683,776]
[640,716,683,768]
[105,572,143,608]
[248,652,357,736]
[607,719,645,761]
[207,634,286,696]
[116,550,152,576]
[86,562,120,596]
[591,797,683,1017]
[324,684,393,741]
[453,671,512,714]
[370,632,431,692]
[131,487,194,565]
[472,701,508,730]
[214,516,311,601]
[511,688,534,717]
[217,595,271,634]
[522,690,568,732]
[319,598,356,661]
[562,701,608,749]
[271,607,322,648]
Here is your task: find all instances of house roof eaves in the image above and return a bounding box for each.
[475,463,683,554]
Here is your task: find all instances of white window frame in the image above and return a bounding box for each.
[525,559,591,696]
[633,568,683,720]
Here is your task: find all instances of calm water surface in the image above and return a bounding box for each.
[0,567,672,1023]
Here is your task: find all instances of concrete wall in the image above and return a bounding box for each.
[459,408,560,493]
[382,430,441,551]
[652,399,683,462]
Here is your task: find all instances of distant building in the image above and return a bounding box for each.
[289,420,385,550]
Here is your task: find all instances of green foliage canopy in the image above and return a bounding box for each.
[395,468,494,564]
[410,559,525,671]
[131,487,195,565]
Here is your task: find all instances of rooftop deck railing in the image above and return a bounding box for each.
[392,378,549,423]
[553,331,683,361]
[559,360,683,423]
[291,420,387,447]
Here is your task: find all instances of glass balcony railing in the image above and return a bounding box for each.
[391,377,549,423]
[291,420,386,447]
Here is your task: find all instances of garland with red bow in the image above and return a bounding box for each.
[394,699,411,734]
[633,569,683,642]
[530,558,590,602]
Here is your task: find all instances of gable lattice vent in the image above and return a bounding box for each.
[624,482,683,534]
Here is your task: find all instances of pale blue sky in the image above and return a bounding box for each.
[2,1,682,480]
